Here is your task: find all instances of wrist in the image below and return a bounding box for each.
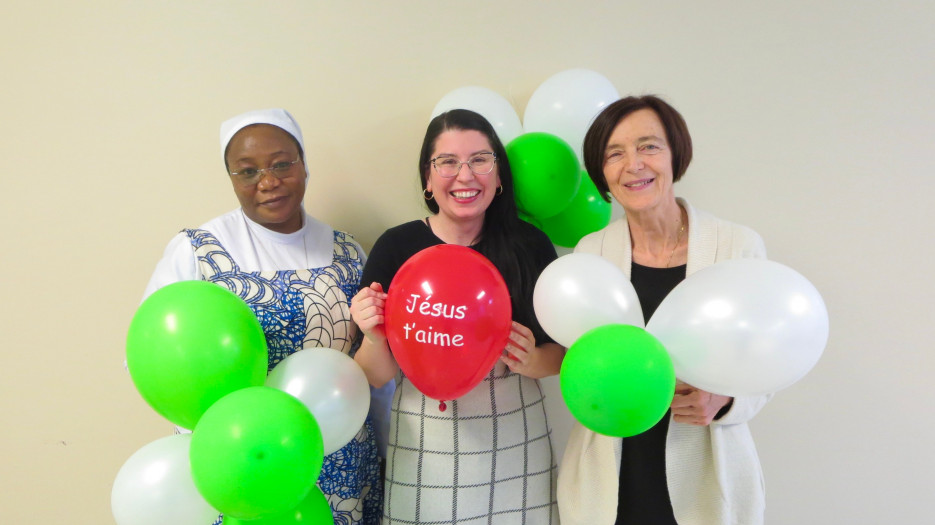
[714,397,734,420]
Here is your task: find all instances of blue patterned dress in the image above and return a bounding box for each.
[186,228,382,525]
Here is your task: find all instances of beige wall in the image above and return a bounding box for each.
[2,1,932,523]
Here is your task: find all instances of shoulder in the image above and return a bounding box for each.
[142,232,199,300]
[381,220,428,239]
[575,217,627,255]
[372,220,433,253]
[198,209,244,233]
[368,220,434,261]
[362,220,436,290]
[515,219,553,249]
[332,229,366,262]
[513,219,558,265]
[685,199,766,259]
[332,229,359,246]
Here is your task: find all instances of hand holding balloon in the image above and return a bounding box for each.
[501,321,564,379]
[384,245,512,403]
[670,381,732,426]
[350,282,388,344]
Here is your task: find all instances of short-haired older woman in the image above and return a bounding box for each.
[557,95,771,525]
[144,109,383,524]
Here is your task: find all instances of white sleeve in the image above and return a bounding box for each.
[141,232,201,301]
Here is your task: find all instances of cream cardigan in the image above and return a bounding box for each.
[557,198,771,525]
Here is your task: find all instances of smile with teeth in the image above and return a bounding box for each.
[451,189,480,199]
[624,178,654,188]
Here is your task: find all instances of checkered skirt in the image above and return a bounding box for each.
[382,361,557,524]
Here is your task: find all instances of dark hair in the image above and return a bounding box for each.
[582,95,693,202]
[418,109,546,341]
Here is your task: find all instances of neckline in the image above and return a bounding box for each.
[632,261,686,271]
[241,208,308,242]
[423,216,482,247]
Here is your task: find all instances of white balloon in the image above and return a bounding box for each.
[266,348,371,455]
[647,259,829,397]
[523,69,619,161]
[431,86,524,145]
[533,253,644,348]
[112,434,218,525]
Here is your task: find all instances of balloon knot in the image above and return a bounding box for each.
[438,401,447,412]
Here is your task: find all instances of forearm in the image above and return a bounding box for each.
[353,336,399,388]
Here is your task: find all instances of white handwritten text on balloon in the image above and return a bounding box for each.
[403,294,468,347]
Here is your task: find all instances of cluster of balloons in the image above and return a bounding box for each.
[384,245,512,409]
[534,254,829,437]
[115,280,370,524]
[431,69,618,247]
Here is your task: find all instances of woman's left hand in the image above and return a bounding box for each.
[670,381,733,426]
[501,321,564,379]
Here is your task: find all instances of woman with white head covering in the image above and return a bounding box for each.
[144,108,384,524]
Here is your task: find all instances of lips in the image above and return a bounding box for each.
[624,178,654,189]
[450,189,481,200]
[259,195,288,206]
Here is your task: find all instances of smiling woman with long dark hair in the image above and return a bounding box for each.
[351,109,563,523]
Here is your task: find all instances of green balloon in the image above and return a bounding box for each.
[126,280,268,429]
[539,171,612,247]
[506,132,581,219]
[560,324,675,437]
[518,210,542,229]
[191,386,325,520]
[222,485,333,525]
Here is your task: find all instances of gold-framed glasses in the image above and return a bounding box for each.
[229,158,302,185]
[431,152,497,178]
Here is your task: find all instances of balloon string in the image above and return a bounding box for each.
[438,400,447,412]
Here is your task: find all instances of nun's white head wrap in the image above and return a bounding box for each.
[219,108,309,180]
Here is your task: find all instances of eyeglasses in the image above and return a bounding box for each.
[431,153,497,178]
[229,158,302,185]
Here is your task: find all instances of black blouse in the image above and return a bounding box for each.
[616,262,686,525]
[359,219,558,346]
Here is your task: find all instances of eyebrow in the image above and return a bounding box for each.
[606,135,666,150]
[434,150,494,158]
[231,150,294,164]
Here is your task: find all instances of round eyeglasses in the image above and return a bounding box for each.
[229,158,302,185]
[431,153,497,178]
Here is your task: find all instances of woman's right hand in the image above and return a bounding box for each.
[350,282,388,344]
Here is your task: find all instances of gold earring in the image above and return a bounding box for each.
[423,189,434,200]
[496,185,503,195]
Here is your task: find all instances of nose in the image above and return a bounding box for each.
[256,169,281,190]
[454,162,475,181]
[623,152,644,173]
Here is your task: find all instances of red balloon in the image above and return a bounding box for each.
[385,245,512,403]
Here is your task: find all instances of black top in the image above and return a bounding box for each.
[616,262,686,525]
[360,219,558,346]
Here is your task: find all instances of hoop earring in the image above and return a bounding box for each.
[423,189,434,201]
[496,185,503,196]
